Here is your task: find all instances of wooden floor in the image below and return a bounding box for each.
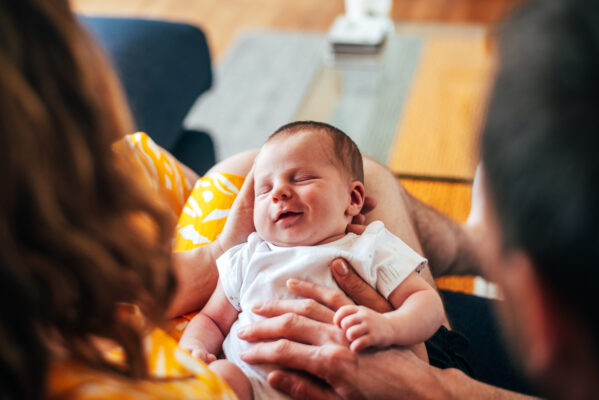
[73,0,522,60]
[73,0,524,222]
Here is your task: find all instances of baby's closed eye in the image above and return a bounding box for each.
[293,173,318,183]
[255,184,272,196]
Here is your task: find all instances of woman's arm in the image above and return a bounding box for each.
[168,243,222,317]
[167,151,258,317]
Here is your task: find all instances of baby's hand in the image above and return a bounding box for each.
[192,348,217,363]
[179,336,217,364]
[184,345,217,364]
[334,305,394,352]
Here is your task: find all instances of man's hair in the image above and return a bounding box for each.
[269,121,364,183]
[482,0,599,350]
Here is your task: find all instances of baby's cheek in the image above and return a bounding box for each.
[253,205,269,233]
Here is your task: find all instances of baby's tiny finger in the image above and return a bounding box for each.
[338,312,365,331]
[346,323,369,342]
[350,336,371,352]
[333,305,357,327]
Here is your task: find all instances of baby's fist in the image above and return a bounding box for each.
[189,347,217,364]
[334,305,392,352]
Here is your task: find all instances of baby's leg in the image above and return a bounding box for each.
[210,359,253,400]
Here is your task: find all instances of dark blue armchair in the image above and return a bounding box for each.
[83,16,216,175]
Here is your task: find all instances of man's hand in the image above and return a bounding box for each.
[239,277,447,400]
[238,279,351,347]
[245,342,447,400]
[330,259,392,313]
[347,196,376,234]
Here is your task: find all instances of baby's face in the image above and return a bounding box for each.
[253,131,353,247]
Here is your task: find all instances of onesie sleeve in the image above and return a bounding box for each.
[216,240,253,311]
[351,221,427,299]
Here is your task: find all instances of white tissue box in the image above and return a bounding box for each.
[328,15,392,54]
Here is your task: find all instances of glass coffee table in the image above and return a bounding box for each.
[186,23,491,182]
[294,23,492,182]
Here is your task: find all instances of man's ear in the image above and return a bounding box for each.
[502,251,561,375]
[346,181,365,217]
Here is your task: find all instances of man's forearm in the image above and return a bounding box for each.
[404,188,485,277]
[360,354,540,400]
[438,368,540,400]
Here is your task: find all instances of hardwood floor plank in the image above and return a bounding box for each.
[389,32,493,180]
[401,179,472,222]
[393,0,523,23]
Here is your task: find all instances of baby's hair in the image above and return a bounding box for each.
[268,121,364,183]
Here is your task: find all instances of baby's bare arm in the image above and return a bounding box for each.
[179,281,239,361]
[334,272,444,351]
[385,272,445,344]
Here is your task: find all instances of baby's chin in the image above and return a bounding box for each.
[265,236,318,247]
[259,230,345,247]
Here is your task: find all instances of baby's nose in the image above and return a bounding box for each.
[272,183,291,202]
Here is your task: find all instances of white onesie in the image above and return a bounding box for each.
[216,221,427,399]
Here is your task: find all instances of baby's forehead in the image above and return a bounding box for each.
[267,128,329,145]
[256,132,346,173]
[268,130,334,154]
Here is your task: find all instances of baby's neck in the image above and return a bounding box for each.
[264,229,348,247]
[313,231,347,246]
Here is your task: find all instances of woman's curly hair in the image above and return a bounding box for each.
[0,1,177,398]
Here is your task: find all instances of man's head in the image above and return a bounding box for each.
[253,121,365,247]
[481,0,599,395]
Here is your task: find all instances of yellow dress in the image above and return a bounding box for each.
[47,133,241,399]
[48,330,236,399]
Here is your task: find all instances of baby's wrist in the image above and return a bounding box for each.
[380,313,407,345]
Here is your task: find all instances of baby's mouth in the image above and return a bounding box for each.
[276,211,303,223]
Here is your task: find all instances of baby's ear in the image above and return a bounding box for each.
[346,181,365,217]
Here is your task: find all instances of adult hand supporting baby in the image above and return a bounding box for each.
[240,275,447,400]
[239,279,351,347]
[330,259,392,313]
[346,196,376,234]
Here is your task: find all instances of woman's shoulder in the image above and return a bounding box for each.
[47,329,237,399]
